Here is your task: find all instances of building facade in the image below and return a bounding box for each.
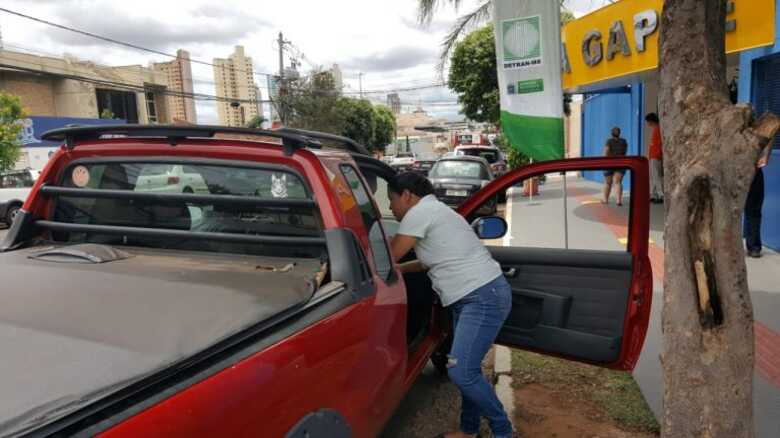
[387,93,401,115]
[564,0,777,249]
[738,0,780,250]
[0,49,170,124]
[152,49,197,124]
[213,46,262,127]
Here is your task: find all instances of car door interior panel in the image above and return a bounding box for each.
[488,246,632,363]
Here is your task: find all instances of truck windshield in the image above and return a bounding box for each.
[51,161,323,257]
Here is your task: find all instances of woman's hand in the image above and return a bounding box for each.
[398,260,426,273]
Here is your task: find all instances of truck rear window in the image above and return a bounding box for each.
[51,162,324,257]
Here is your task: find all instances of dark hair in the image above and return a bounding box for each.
[611,126,621,136]
[645,113,659,123]
[389,171,434,198]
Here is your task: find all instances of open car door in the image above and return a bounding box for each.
[458,157,652,370]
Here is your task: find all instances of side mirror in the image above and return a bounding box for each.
[471,216,507,240]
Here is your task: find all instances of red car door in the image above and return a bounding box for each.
[458,157,652,370]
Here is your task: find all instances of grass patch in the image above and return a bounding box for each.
[511,350,660,434]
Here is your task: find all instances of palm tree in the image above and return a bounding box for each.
[417,0,595,73]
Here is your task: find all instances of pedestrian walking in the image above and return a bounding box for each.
[388,172,516,438]
[744,146,772,258]
[602,127,628,206]
[645,113,664,203]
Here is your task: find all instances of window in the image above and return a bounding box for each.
[53,162,320,258]
[145,92,158,123]
[0,171,34,188]
[340,165,394,281]
[96,89,139,123]
[468,169,633,252]
[429,160,489,179]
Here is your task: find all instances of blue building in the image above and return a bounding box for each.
[576,1,780,250]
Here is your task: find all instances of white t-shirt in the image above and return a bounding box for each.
[397,194,503,306]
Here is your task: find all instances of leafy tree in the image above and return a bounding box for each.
[284,71,343,133]
[448,25,499,124]
[371,105,396,153]
[335,98,375,149]
[0,92,25,172]
[245,115,266,129]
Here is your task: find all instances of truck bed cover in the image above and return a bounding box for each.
[0,245,322,435]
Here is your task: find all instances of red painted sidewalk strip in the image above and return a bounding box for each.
[568,189,780,388]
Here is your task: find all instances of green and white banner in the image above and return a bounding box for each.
[493,0,564,161]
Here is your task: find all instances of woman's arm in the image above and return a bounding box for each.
[390,234,417,262]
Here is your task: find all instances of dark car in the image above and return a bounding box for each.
[455,145,508,176]
[411,154,439,175]
[428,156,496,213]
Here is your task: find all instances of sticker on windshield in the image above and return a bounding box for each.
[271,173,288,198]
[72,166,90,188]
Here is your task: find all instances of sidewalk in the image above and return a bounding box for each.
[501,177,780,438]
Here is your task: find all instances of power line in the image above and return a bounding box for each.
[0,61,272,106]
[0,7,275,79]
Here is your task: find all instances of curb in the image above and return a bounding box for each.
[493,345,515,422]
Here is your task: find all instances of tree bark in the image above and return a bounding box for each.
[658,1,780,437]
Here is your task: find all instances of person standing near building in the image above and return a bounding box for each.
[645,113,664,203]
[744,146,772,258]
[602,127,628,206]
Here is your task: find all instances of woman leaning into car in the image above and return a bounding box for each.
[388,171,517,438]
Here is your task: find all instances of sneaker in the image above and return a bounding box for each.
[747,249,762,258]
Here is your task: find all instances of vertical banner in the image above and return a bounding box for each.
[493,0,564,161]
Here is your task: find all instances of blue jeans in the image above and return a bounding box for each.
[448,275,513,437]
[744,168,764,252]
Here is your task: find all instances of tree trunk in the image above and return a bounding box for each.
[658,1,780,437]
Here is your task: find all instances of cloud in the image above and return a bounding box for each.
[400,16,454,35]
[45,5,269,51]
[341,45,438,73]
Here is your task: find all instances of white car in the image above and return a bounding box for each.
[135,164,209,194]
[0,169,38,224]
[390,153,416,171]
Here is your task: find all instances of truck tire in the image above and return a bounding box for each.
[182,186,194,194]
[4,203,21,225]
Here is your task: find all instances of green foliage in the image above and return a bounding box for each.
[100,108,116,119]
[245,115,266,128]
[335,98,376,149]
[0,92,25,172]
[283,71,395,152]
[448,24,499,124]
[371,105,396,153]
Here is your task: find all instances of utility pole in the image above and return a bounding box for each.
[358,72,363,99]
[277,31,290,125]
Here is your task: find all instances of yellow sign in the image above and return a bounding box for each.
[562,0,776,91]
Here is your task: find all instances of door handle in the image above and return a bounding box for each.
[502,267,517,278]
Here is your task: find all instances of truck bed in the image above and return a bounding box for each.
[0,245,323,435]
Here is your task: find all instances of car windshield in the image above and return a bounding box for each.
[52,161,323,258]
[0,171,35,188]
[457,148,499,164]
[429,160,488,179]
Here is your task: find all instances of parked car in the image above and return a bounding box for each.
[0,124,652,438]
[390,152,416,172]
[428,155,497,213]
[455,145,508,177]
[411,153,439,176]
[135,164,210,194]
[0,168,38,224]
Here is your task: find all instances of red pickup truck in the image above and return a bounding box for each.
[0,125,653,438]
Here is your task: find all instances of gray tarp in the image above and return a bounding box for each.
[0,246,321,436]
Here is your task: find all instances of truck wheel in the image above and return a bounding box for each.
[5,203,21,225]
[182,187,194,194]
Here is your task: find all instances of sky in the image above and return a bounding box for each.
[0,0,611,123]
